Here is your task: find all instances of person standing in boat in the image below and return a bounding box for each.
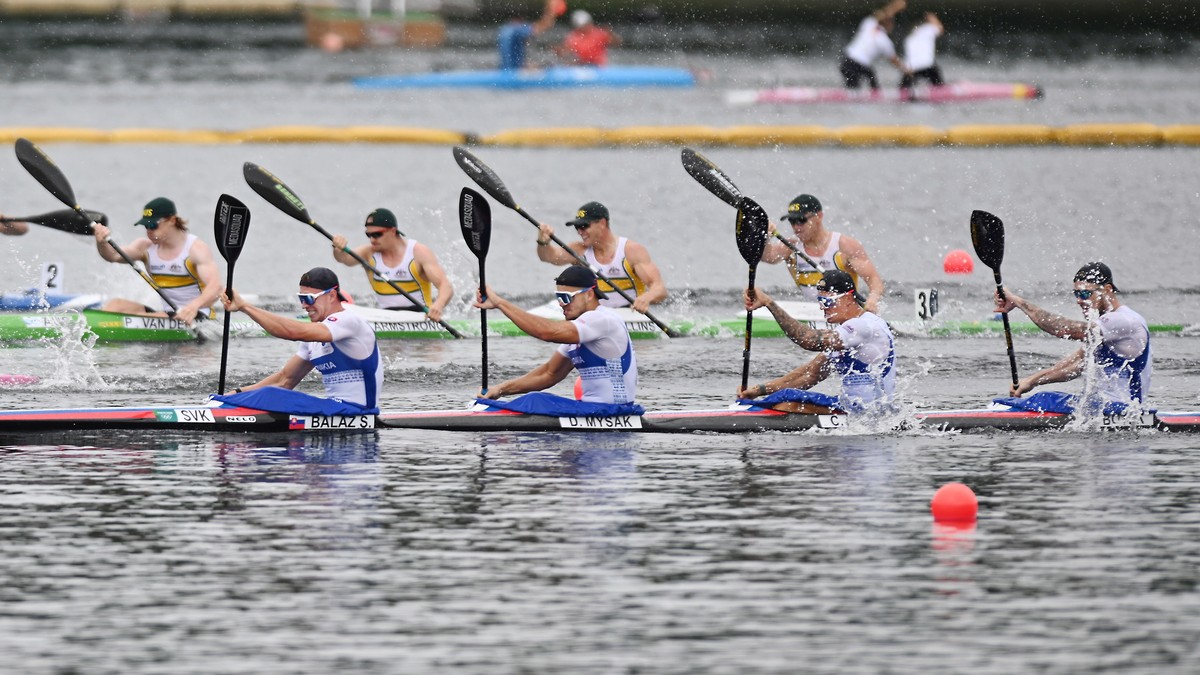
[330,208,454,322]
[840,0,910,90]
[534,201,668,314]
[91,197,222,325]
[994,262,1151,413]
[556,10,621,67]
[759,194,885,314]
[221,267,383,411]
[498,0,561,71]
[738,270,896,414]
[475,266,637,405]
[900,12,945,90]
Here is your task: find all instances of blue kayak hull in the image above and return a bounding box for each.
[354,65,696,90]
[0,291,102,312]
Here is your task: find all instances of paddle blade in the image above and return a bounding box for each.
[8,208,105,235]
[681,147,743,208]
[15,138,78,209]
[214,194,251,264]
[452,146,517,210]
[970,209,1005,272]
[243,162,312,224]
[735,197,770,268]
[458,187,491,259]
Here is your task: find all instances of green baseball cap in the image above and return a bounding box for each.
[565,201,609,227]
[136,197,176,228]
[781,194,822,222]
[365,208,405,236]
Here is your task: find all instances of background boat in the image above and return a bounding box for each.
[353,64,697,89]
[726,81,1044,106]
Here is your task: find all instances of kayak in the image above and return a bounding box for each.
[0,290,103,312]
[353,65,696,90]
[0,401,1195,435]
[726,81,1043,106]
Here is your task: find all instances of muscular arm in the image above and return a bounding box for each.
[535,224,584,265]
[235,354,314,394]
[741,354,832,398]
[230,296,336,343]
[839,235,884,312]
[624,240,667,312]
[94,225,150,263]
[0,219,29,235]
[486,352,575,398]
[177,241,224,323]
[332,240,372,267]
[760,229,795,264]
[764,299,844,352]
[413,243,454,320]
[1011,347,1085,397]
[486,291,581,344]
[998,288,1087,340]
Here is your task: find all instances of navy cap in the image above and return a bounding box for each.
[299,267,347,301]
[555,265,606,298]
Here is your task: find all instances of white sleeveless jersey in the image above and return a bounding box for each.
[366,240,432,309]
[555,305,637,404]
[146,233,207,313]
[787,232,858,300]
[583,237,646,309]
[295,309,383,409]
[844,16,896,66]
[904,23,941,71]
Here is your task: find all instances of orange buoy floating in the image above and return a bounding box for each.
[931,482,978,522]
[943,249,974,275]
[573,375,583,400]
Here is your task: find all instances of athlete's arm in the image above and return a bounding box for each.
[535,224,582,265]
[760,223,793,264]
[93,223,150,263]
[745,288,845,352]
[176,240,224,324]
[330,235,370,267]
[624,240,668,313]
[740,353,831,399]
[0,217,28,235]
[1010,347,1085,397]
[475,287,580,344]
[235,355,314,394]
[485,352,574,399]
[413,243,454,322]
[223,290,335,343]
[839,235,884,313]
[995,288,1087,340]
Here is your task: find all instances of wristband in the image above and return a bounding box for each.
[537,240,550,247]
[758,384,767,396]
[233,388,243,394]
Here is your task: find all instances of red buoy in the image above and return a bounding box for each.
[943,249,974,275]
[931,482,978,522]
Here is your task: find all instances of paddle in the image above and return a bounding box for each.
[1,208,108,236]
[242,162,465,339]
[214,194,251,394]
[14,138,185,317]
[459,187,492,392]
[736,196,771,392]
[970,209,1020,390]
[680,147,826,274]
[452,145,682,338]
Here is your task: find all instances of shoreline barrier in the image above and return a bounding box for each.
[0,124,1197,148]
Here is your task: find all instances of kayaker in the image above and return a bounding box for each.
[556,9,621,67]
[221,267,383,411]
[738,270,896,414]
[474,265,637,404]
[330,208,454,322]
[0,214,29,235]
[91,197,222,325]
[535,201,668,314]
[759,194,885,313]
[840,0,910,90]
[995,262,1151,412]
[497,0,560,71]
[900,12,945,90]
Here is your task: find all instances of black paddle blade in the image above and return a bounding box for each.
[458,187,491,260]
[681,147,743,208]
[15,138,78,209]
[214,194,251,264]
[970,209,1005,272]
[452,146,517,210]
[243,162,312,224]
[735,197,770,268]
[6,208,105,235]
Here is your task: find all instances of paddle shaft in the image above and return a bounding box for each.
[992,270,1020,389]
[309,220,466,339]
[512,205,681,338]
[478,260,488,391]
[217,269,235,392]
[742,266,758,391]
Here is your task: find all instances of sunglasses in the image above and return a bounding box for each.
[788,215,811,225]
[365,230,389,240]
[555,287,590,305]
[298,287,336,306]
[816,294,843,308]
[1073,289,1096,301]
[572,222,591,231]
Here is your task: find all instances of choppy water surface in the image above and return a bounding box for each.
[1,21,1199,673]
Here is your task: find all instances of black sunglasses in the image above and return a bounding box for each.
[365,230,389,240]
[572,222,591,231]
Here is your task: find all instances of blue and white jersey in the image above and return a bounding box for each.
[1089,305,1151,405]
[296,309,383,409]
[556,305,637,404]
[827,311,895,411]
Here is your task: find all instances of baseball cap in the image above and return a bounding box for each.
[781,194,822,222]
[135,197,176,228]
[572,9,592,28]
[565,201,609,227]
[1074,262,1120,292]
[299,266,347,301]
[816,269,857,295]
[555,265,607,298]
[365,208,405,236]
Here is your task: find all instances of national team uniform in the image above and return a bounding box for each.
[786,232,858,300]
[498,22,535,70]
[902,23,944,87]
[1088,306,1151,407]
[296,310,383,409]
[583,237,647,309]
[365,241,433,310]
[556,305,637,404]
[827,311,895,411]
[145,234,212,317]
[840,16,897,89]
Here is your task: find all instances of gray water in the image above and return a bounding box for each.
[2,26,1200,673]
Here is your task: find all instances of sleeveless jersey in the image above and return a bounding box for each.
[556,305,637,404]
[365,240,432,309]
[296,310,383,409]
[844,16,896,67]
[584,237,646,309]
[1088,306,1152,405]
[827,311,895,411]
[145,234,211,315]
[787,231,859,299]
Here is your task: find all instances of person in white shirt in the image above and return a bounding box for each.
[840,0,910,90]
[901,12,945,89]
[475,265,637,404]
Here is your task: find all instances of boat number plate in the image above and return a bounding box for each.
[558,415,643,429]
[289,415,376,430]
[817,414,845,429]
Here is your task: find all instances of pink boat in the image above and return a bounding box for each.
[0,374,39,386]
[726,81,1043,105]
